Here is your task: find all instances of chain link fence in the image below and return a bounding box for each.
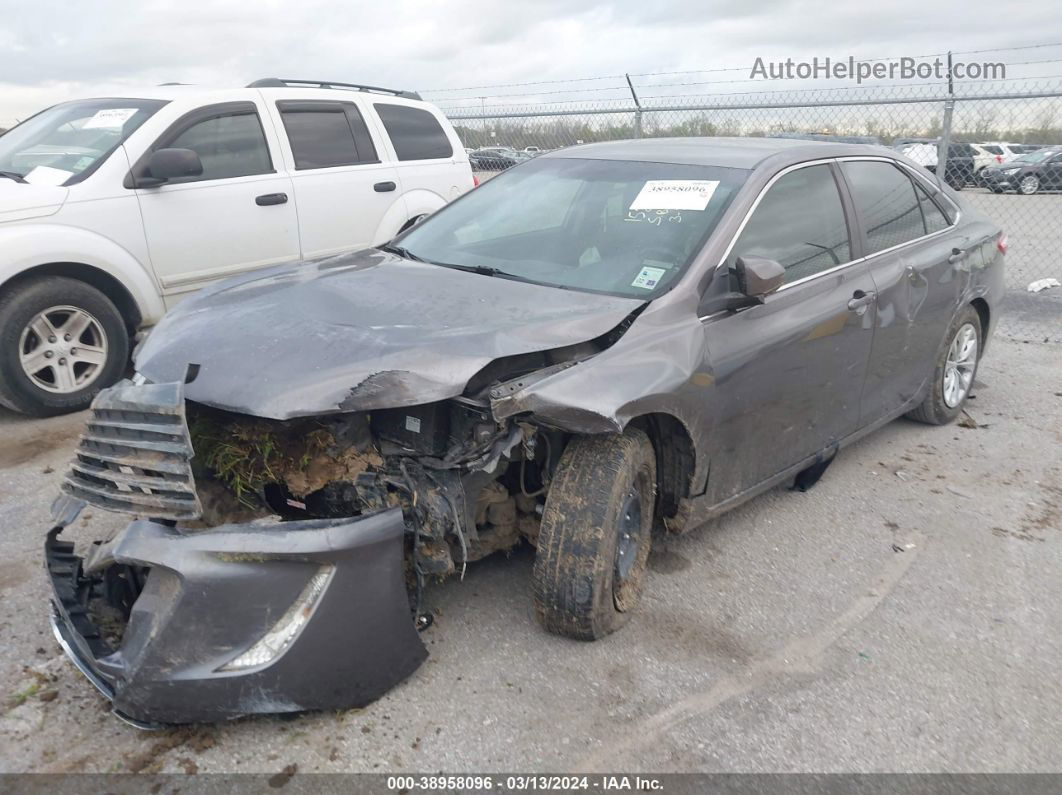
[439,81,1062,342]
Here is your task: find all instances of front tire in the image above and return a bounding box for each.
[906,305,981,426]
[0,276,129,416]
[532,428,656,640]
[1019,175,1040,195]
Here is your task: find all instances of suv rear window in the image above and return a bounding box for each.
[374,104,453,161]
[277,101,377,169]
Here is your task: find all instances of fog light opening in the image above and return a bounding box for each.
[218,565,334,671]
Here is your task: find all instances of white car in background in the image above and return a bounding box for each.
[0,79,473,415]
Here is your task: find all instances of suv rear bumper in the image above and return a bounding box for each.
[46,507,426,726]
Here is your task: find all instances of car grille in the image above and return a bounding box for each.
[60,380,202,520]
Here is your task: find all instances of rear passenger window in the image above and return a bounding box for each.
[278,101,377,169]
[915,183,950,234]
[729,164,851,284]
[842,161,926,255]
[167,111,273,181]
[374,104,453,161]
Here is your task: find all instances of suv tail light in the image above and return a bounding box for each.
[997,233,1008,255]
[473,175,480,187]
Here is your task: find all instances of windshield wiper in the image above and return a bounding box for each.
[378,243,424,262]
[426,260,518,279]
[0,171,26,183]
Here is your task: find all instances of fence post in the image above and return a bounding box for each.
[937,51,955,189]
[625,73,643,138]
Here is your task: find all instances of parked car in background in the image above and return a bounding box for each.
[978,141,1025,165]
[980,146,1062,194]
[0,79,473,415]
[47,137,1004,725]
[469,147,528,170]
[897,141,975,189]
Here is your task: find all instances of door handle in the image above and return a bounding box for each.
[947,246,967,264]
[374,181,397,192]
[255,193,288,206]
[847,290,877,313]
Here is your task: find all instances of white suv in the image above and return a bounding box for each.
[0,78,473,415]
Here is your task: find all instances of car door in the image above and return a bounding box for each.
[1044,152,1062,189]
[838,159,967,423]
[700,161,877,503]
[371,101,466,206]
[131,101,300,299]
[271,99,404,258]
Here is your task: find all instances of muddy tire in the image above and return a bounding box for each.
[906,304,981,426]
[0,276,129,416]
[532,428,656,640]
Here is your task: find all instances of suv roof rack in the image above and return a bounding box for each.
[247,78,421,101]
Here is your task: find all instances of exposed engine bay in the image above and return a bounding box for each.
[185,393,559,601]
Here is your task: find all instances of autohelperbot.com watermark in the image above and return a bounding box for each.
[750,56,1006,83]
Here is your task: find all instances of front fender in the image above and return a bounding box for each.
[0,224,166,326]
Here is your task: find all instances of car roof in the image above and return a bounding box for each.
[544,136,901,170]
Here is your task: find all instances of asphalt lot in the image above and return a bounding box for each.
[0,186,1060,776]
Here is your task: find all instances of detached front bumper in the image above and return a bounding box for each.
[46,507,427,726]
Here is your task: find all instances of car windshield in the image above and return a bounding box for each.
[395,156,746,299]
[0,98,166,185]
[1013,149,1055,164]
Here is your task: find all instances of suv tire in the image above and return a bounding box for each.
[0,276,129,416]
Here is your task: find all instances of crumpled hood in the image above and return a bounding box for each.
[0,180,68,223]
[136,249,644,419]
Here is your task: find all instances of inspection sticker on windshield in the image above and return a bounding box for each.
[83,108,138,130]
[631,266,667,290]
[630,180,719,211]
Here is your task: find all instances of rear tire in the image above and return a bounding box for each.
[532,428,656,640]
[0,276,129,416]
[906,305,981,426]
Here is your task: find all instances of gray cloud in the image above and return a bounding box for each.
[1,0,1060,126]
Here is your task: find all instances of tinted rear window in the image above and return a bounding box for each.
[278,101,377,169]
[374,104,453,161]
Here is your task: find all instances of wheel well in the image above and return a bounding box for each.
[970,298,990,350]
[628,413,695,520]
[3,263,142,332]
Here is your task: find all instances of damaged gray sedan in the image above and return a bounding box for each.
[46,138,1005,725]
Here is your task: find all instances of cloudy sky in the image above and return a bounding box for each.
[2,0,1062,126]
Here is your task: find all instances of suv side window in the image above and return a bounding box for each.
[729,164,851,285]
[842,161,926,255]
[277,101,378,169]
[374,104,453,161]
[165,108,273,182]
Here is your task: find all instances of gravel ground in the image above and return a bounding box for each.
[1,328,1059,775]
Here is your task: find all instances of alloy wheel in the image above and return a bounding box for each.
[18,305,109,393]
[942,322,978,409]
[1019,175,1040,195]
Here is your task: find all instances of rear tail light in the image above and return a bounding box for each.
[997,233,1008,255]
[996,154,1003,163]
[472,175,480,188]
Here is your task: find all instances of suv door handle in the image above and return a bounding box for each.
[256,193,288,206]
[847,290,877,314]
[948,247,967,264]
[374,181,397,192]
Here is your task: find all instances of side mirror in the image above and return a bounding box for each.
[697,255,786,317]
[140,148,203,186]
[734,255,785,298]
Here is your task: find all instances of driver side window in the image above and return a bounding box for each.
[729,164,851,285]
[163,108,273,183]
